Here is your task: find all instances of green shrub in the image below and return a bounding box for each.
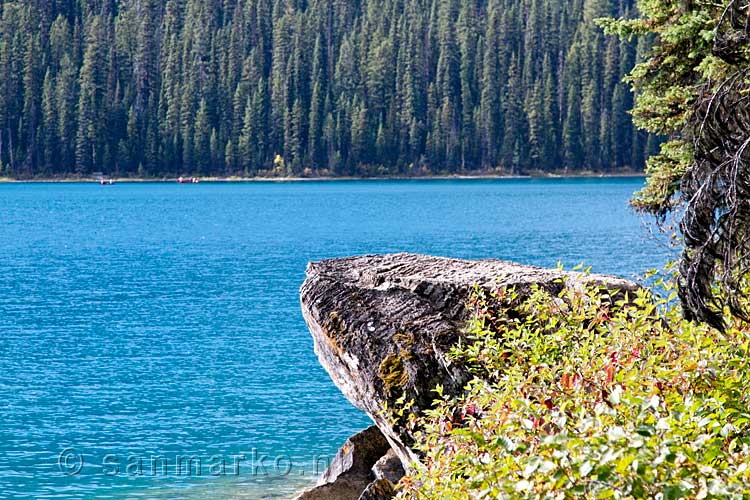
[398,274,750,499]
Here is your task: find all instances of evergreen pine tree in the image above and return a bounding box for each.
[0,0,653,177]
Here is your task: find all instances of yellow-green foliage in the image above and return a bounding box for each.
[399,277,750,499]
[380,353,408,395]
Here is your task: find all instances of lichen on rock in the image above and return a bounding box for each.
[378,353,408,395]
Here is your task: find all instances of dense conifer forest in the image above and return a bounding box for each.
[0,0,658,178]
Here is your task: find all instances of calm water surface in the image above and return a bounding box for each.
[0,179,672,498]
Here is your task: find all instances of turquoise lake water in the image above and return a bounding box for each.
[0,179,673,498]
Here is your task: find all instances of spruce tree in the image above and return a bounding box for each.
[0,0,653,177]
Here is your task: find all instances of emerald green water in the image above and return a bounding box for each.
[0,179,671,498]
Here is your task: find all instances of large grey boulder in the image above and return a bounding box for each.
[293,426,391,500]
[300,253,639,469]
[371,449,404,485]
[358,450,405,500]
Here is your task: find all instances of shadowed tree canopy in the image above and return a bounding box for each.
[603,0,750,328]
[0,0,654,179]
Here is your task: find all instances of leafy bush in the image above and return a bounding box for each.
[398,274,750,499]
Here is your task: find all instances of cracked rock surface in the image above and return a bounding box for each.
[299,253,638,497]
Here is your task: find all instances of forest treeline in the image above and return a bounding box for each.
[0,0,659,178]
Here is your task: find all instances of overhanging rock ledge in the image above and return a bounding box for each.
[298,253,639,496]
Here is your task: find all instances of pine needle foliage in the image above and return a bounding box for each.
[601,1,750,328]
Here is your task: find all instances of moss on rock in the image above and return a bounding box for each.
[378,353,407,394]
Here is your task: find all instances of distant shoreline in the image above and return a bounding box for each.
[0,171,646,183]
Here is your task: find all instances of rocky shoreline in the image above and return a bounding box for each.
[295,253,638,499]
